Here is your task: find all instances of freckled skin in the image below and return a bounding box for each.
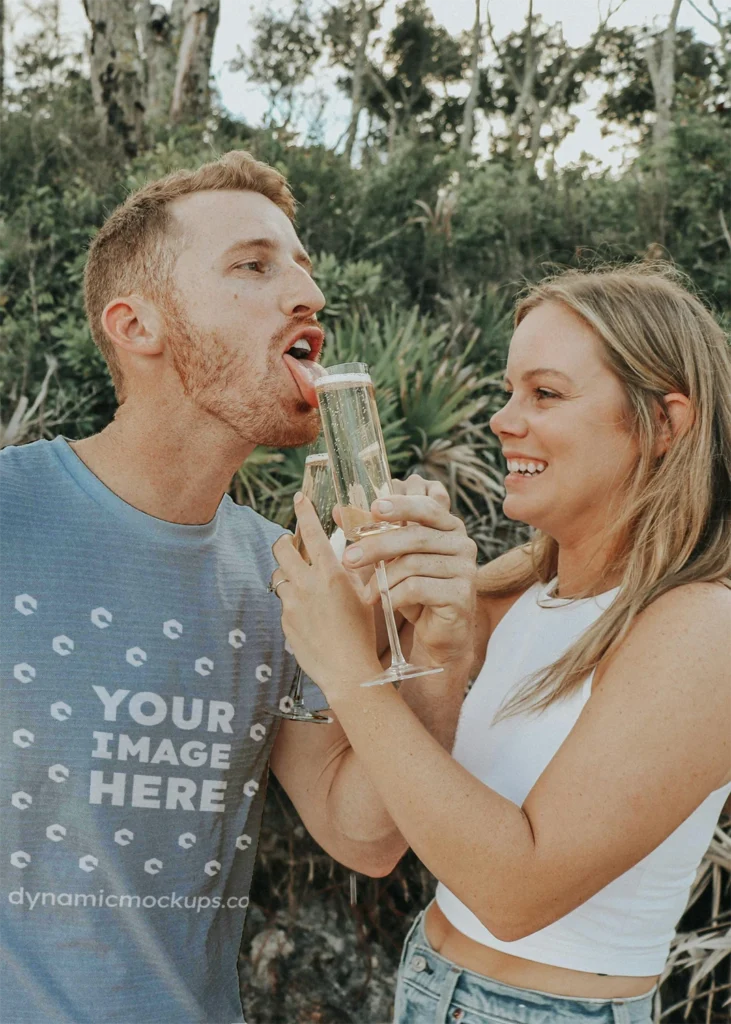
[163,190,326,449]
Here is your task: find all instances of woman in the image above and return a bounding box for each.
[272,265,731,1024]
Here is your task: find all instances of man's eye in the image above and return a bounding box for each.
[535,388,559,400]
[236,261,263,272]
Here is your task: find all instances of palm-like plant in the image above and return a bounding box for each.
[657,821,731,1022]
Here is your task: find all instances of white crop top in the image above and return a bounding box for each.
[435,578,731,976]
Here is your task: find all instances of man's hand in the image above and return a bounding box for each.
[272,497,383,701]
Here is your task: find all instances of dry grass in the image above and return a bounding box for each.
[656,820,731,1022]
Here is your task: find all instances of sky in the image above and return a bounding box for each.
[4,0,723,169]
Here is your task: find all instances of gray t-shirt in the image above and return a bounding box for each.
[0,437,316,1023]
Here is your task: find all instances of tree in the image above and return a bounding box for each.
[599,24,726,133]
[485,0,627,165]
[82,0,220,154]
[645,0,683,149]
[343,0,381,162]
[355,0,468,154]
[83,0,146,157]
[231,0,317,130]
[1,0,5,108]
[139,2,182,124]
[460,0,483,155]
[687,0,731,93]
[169,0,220,124]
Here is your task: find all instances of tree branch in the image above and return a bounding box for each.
[541,0,628,114]
[485,2,521,94]
[685,0,723,30]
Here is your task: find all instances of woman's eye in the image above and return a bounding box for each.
[237,261,263,272]
[499,388,558,403]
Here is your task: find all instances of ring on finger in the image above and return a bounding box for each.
[267,577,290,595]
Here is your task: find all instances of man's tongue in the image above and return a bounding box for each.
[283,353,322,408]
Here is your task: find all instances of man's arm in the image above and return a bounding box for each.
[269,648,470,877]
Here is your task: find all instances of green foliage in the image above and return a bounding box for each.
[311,252,407,319]
[599,27,728,135]
[230,1,319,128]
[485,15,605,159]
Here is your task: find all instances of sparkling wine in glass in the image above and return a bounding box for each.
[314,362,443,687]
[268,453,341,724]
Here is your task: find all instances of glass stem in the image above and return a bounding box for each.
[291,666,304,705]
[375,561,406,668]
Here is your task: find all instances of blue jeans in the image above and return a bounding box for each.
[393,906,655,1024]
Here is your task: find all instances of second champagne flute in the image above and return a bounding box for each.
[314,362,443,687]
[268,452,341,724]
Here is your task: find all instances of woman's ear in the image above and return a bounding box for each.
[655,392,694,457]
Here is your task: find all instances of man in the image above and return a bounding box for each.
[0,151,471,1024]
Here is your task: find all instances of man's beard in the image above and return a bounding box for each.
[163,301,320,449]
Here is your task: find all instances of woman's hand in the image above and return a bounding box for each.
[341,475,478,668]
[271,496,383,700]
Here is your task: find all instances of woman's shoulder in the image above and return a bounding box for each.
[637,579,730,632]
[594,579,729,673]
[597,580,730,702]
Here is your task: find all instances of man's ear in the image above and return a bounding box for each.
[101,296,164,359]
[655,392,694,457]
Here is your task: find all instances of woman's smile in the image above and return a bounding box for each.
[503,454,549,481]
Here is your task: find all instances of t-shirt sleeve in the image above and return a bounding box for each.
[298,672,328,710]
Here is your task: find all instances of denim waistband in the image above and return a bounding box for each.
[399,905,655,1024]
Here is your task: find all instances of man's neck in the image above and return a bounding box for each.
[69,401,254,526]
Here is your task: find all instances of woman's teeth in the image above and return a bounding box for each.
[507,460,547,476]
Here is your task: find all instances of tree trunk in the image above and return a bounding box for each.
[0,0,5,110]
[645,0,683,150]
[169,0,220,124]
[139,0,183,124]
[459,0,482,156]
[82,0,146,158]
[644,0,682,243]
[344,0,371,164]
[507,1,538,160]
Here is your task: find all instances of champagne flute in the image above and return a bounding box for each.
[314,362,443,688]
[268,453,341,724]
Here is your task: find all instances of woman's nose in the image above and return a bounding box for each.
[490,396,527,438]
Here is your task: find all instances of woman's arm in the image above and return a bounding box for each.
[275,504,731,940]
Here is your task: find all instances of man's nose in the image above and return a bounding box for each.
[284,266,325,318]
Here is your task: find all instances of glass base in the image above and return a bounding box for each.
[361,663,444,687]
[266,701,333,724]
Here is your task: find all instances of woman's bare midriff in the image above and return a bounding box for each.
[424,902,657,1000]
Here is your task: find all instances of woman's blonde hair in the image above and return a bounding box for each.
[484,263,731,717]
